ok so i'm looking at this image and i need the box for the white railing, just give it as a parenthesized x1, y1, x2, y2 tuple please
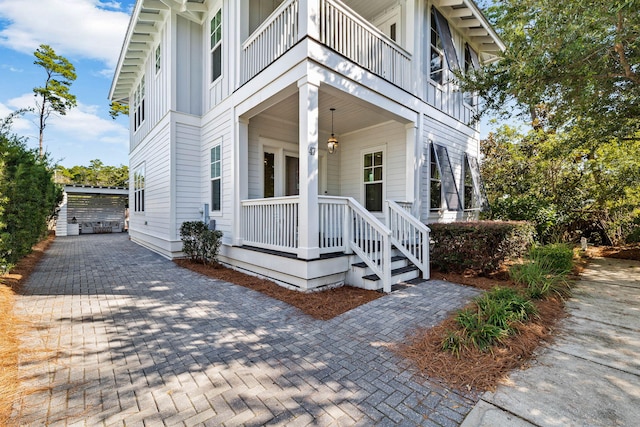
(387, 200, 430, 280)
(241, 0, 299, 84)
(320, 0, 412, 91)
(319, 196, 392, 292)
(241, 196, 299, 253)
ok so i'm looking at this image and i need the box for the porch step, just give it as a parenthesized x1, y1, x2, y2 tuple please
(362, 264, 420, 282)
(351, 255, 406, 269)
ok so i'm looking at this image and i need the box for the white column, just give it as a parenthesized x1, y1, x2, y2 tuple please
(405, 121, 419, 216)
(233, 116, 249, 246)
(297, 77, 320, 260)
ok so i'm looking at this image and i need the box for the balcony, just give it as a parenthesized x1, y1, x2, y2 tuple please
(241, 0, 412, 91)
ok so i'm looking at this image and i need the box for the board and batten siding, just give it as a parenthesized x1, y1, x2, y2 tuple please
(131, 21, 171, 152)
(176, 15, 203, 116)
(129, 119, 172, 247)
(339, 121, 407, 209)
(421, 114, 479, 222)
(201, 108, 233, 241)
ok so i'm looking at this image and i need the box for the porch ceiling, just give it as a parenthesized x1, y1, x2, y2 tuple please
(257, 90, 408, 136)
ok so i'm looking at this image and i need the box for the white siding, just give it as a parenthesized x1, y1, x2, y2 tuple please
(175, 121, 202, 232)
(176, 15, 203, 115)
(421, 114, 478, 222)
(201, 108, 233, 239)
(129, 118, 172, 245)
(339, 121, 407, 207)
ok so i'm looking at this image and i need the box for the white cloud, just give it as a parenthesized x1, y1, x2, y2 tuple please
(0, 0, 132, 68)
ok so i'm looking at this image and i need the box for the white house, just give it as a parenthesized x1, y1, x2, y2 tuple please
(110, 0, 502, 292)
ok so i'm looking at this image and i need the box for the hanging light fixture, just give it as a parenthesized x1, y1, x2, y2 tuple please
(327, 108, 338, 154)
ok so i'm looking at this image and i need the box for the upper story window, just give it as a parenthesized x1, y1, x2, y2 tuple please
(430, 7, 461, 85)
(210, 8, 222, 83)
(155, 44, 161, 74)
(133, 75, 145, 132)
(363, 150, 384, 212)
(134, 163, 145, 213)
(464, 43, 480, 106)
(210, 144, 221, 211)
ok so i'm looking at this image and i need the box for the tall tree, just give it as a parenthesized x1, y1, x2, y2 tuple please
(33, 44, 77, 158)
(461, 0, 640, 139)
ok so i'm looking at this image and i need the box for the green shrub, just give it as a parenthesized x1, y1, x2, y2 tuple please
(509, 257, 570, 299)
(430, 221, 535, 274)
(443, 286, 537, 355)
(0, 124, 62, 273)
(179, 221, 223, 266)
(529, 243, 574, 275)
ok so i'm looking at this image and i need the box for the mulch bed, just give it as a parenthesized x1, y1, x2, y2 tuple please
(173, 259, 382, 320)
(587, 244, 640, 261)
(2, 233, 55, 294)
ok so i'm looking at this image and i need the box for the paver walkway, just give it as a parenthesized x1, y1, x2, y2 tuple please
(462, 256, 640, 426)
(14, 233, 480, 426)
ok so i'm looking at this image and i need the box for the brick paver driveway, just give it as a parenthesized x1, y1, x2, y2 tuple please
(14, 233, 480, 426)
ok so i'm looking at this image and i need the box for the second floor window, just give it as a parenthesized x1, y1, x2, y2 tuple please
(430, 7, 461, 85)
(464, 43, 480, 106)
(430, 11, 444, 84)
(133, 76, 145, 132)
(210, 9, 222, 82)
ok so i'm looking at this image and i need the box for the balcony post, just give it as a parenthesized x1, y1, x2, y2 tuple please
(297, 76, 320, 260)
(299, 0, 320, 41)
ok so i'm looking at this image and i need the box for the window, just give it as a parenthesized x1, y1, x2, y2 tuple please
(463, 158, 475, 210)
(133, 76, 145, 132)
(430, 11, 444, 84)
(155, 44, 161, 74)
(210, 8, 222, 82)
(210, 145, 221, 211)
(431, 143, 462, 211)
(134, 164, 145, 212)
(363, 151, 383, 212)
(430, 7, 460, 84)
(464, 43, 480, 106)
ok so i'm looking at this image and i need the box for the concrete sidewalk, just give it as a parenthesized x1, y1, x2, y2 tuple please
(462, 256, 640, 427)
(14, 233, 480, 426)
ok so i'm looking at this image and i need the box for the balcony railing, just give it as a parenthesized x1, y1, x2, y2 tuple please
(241, 0, 300, 84)
(240, 0, 412, 92)
(320, 0, 412, 91)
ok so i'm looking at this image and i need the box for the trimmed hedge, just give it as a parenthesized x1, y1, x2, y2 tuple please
(430, 221, 535, 274)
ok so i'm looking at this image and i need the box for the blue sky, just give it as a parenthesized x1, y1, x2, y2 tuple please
(0, 0, 137, 168)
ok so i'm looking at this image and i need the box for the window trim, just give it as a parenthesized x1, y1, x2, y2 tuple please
(133, 163, 145, 213)
(362, 147, 386, 213)
(210, 8, 222, 83)
(210, 143, 222, 212)
(133, 75, 145, 132)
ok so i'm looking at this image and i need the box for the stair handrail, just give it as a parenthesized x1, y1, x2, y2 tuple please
(387, 200, 430, 280)
(343, 197, 392, 293)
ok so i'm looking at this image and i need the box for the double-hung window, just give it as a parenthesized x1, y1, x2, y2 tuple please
(134, 164, 145, 213)
(133, 76, 145, 132)
(464, 153, 489, 211)
(363, 151, 384, 212)
(430, 145, 442, 211)
(430, 7, 460, 85)
(210, 9, 222, 83)
(463, 43, 480, 106)
(210, 144, 221, 211)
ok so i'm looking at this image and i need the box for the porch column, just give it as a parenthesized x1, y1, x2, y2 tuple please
(297, 77, 320, 260)
(233, 116, 249, 246)
(405, 122, 419, 216)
